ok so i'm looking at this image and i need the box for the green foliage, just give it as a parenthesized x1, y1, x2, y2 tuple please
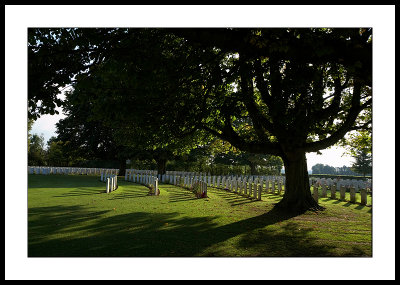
(56, 31, 213, 169)
(29, 28, 372, 156)
(213, 151, 283, 175)
(27, 118, 35, 153)
(311, 163, 366, 177)
(338, 130, 372, 177)
(28, 133, 46, 166)
(199, 138, 283, 175)
(351, 150, 372, 177)
(312, 163, 337, 175)
(46, 139, 66, 166)
(341, 130, 372, 157)
(28, 28, 130, 120)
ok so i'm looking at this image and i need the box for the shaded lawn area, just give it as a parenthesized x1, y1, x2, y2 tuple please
(28, 175, 372, 257)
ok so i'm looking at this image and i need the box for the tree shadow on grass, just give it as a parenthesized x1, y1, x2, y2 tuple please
(50, 181, 151, 199)
(209, 187, 259, 207)
(108, 183, 150, 200)
(210, 188, 285, 208)
(27, 204, 365, 257)
(320, 198, 372, 213)
(52, 187, 105, 197)
(262, 193, 283, 202)
(109, 190, 149, 200)
(160, 184, 198, 203)
(28, 174, 106, 189)
(28, 205, 110, 251)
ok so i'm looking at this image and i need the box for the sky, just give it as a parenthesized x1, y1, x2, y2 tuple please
(31, 109, 65, 144)
(5, 5, 395, 281)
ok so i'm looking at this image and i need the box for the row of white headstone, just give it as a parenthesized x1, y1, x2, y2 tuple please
(311, 182, 369, 205)
(133, 169, 371, 190)
(126, 169, 157, 176)
(100, 170, 119, 181)
(174, 176, 208, 198)
(99, 172, 118, 193)
(123, 171, 159, 195)
(157, 172, 372, 204)
(29, 167, 370, 192)
(162, 173, 282, 198)
(106, 176, 118, 193)
(127, 169, 371, 205)
(311, 177, 372, 191)
(165, 170, 371, 191)
(28, 166, 119, 176)
(164, 171, 285, 185)
(166, 174, 264, 200)
(146, 176, 159, 195)
(178, 175, 261, 199)
(127, 170, 290, 200)
(170, 174, 369, 204)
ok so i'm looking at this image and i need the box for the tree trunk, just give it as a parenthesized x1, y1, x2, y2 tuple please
(156, 158, 167, 175)
(249, 162, 257, 176)
(118, 159, 126, 177)
(275, 150, 324, 214)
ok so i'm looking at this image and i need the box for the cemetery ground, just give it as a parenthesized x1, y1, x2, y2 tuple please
(28, 175, 372, 257)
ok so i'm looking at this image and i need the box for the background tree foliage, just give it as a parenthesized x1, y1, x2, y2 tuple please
(311, 163, 363, 176)
(28, 133, 46, 166)
(350, 148, 372, 177)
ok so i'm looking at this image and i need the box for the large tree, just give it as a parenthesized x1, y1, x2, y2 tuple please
(55, 86, 137, 174)
(166, 28, 372, 213)
(60, 30, 213, 175)
(28, 28, 372, 214)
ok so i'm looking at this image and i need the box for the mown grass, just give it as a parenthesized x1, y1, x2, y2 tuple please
(28, 175, 372, 257)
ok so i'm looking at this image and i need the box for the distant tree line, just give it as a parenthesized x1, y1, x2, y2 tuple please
(311, 163, 371, 177)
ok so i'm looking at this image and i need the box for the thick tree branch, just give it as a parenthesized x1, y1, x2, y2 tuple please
(309, 65, 345, 123)
(254, 58, 271, 104)
(238, 56, 272, 142)
(302, 79, 364, 152)
(200, 124, 281, 156)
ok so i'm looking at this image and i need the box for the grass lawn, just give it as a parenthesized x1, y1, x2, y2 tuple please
(28, 175, 372, 257)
